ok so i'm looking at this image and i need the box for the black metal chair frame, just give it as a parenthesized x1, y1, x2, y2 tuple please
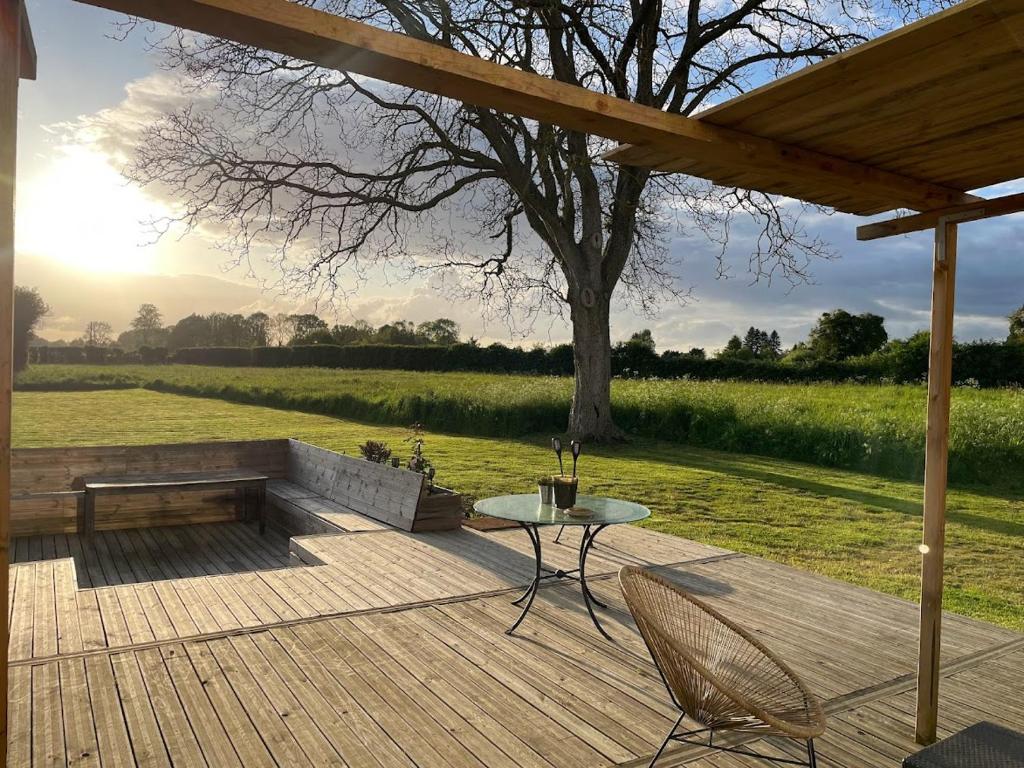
(648, 713, 818, 767)
(641, 623, 819, 768)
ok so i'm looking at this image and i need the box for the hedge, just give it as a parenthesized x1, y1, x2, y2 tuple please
(159, 342, 1024, 385)
(27, 339, 1024, 387)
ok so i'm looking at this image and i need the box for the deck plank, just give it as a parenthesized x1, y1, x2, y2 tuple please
(135, 647, 208, 766)
(108, 651, 172, 768)
(83, 655, 136, 768)
(200, 637, 314, 767)
(160, 643, 243, 768)
(58, 658, 100, 768)
(225, 633, 342, 764)
(182, 643, 277, 768)
(31, 662, 65, 768)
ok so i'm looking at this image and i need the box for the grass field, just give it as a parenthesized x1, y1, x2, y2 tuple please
(17, 363, 1024, 489)
(12, 388, 1024, 631)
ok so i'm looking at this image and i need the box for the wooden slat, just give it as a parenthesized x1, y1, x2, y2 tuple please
(286, 439, 427, 531)
(58, 658, 101, 768)
(11, 440, 287, 537)
(10, 492, 81, 536)
(108, 651, 172, 767)
(83, 655, 136, 768)
(12, 439, 287, 495)
(197, 636, 309, 766)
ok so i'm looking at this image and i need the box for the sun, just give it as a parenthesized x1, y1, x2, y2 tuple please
(16, 145, 168, 274)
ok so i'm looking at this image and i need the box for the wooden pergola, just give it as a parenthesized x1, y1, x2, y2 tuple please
(1, 0, 1022, 761)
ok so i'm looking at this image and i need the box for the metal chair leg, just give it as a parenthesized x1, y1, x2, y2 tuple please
(649, 711, 686, 767)
(554, 524, 566, 543)
(807, 739, 817, 768)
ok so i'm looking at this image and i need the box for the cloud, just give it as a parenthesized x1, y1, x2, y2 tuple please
(652, 205, 1024, 351)
(52, 71, 211, 163)
(16, 253, 263, 339)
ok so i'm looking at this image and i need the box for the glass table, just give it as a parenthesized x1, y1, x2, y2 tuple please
(474, 494, 650, 640)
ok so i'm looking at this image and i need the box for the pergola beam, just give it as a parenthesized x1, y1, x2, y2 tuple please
(857, 192, 1024, 240)
(74, 0, 974, 214)
(18, 2, 34, 80)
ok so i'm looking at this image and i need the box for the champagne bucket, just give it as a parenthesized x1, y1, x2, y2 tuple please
(538, 483, 554, 505)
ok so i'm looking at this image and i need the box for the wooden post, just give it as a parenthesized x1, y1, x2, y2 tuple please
(915, 217, 958, 745)
(0, 1, 21, 763)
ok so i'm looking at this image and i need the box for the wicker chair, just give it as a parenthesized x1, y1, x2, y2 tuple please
(619, 566, 827, 767)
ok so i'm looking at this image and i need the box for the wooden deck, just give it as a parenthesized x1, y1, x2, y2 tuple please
(8, 520, 1023, 767)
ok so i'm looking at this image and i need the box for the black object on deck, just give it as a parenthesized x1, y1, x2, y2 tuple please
(904, 722, 1024, 768)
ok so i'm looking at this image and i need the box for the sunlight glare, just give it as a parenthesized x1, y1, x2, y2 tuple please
(16, 146, 169, 273)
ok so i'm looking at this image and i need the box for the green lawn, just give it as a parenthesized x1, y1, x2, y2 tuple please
(13, 388, 1024, 631)
(17, 364, 1024, 488)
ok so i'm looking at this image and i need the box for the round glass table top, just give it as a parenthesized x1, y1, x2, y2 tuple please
(474, 494, 650, 526)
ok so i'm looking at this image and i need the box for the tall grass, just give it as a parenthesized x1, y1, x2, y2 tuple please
(17, 364, 1024, 488)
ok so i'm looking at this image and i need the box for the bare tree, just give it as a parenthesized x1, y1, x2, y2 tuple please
(269, 313, 296, 347)
(126, 0, 946, 439)
(82, 321, 114, 347)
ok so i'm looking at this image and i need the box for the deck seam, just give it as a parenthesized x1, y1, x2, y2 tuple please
(823, 634, 1024, 714)
(10, 551, 746, 667)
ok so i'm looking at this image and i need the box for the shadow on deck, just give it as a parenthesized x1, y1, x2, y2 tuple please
(11, 522, 293, 587)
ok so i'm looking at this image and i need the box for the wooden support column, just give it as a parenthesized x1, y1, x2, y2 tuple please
(0, 1, 22, 763)
(915, 217, 958, 745)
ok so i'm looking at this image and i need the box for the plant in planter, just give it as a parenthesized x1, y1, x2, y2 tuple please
(405, 422, 435, 488)
(358, 440, 392, 464)
(403, 422, 464, 531)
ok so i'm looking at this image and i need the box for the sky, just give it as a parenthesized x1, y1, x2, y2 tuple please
(13, 0, 1024, 350)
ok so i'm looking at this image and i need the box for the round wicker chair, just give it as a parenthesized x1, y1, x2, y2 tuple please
(619, 566, 826, 767)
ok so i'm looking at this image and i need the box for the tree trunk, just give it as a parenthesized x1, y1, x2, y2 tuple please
(568, 292, 623, 441)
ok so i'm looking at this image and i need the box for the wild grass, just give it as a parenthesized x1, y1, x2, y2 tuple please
(12, 388, 1024, 631)
(16, 363, 1024, 489)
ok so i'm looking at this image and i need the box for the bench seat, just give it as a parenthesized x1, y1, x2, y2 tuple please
(266, 479, 321, 502)
(266, 480, 392, 534)
(80, 469, 268, 535)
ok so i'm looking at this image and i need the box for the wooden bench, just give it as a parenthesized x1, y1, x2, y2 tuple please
(265, 440, 462, 534)
(80, 469, 269, 536)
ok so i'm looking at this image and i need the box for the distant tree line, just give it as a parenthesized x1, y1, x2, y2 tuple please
(21, 292, 1024, 387)
(30, 304, 465, 352)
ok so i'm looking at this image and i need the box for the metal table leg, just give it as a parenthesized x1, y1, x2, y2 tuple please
(507, 521, 613, 639)
(579, 523, 612, 640)
(507, 522, 542, 634)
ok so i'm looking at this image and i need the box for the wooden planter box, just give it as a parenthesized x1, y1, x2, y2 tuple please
(412, 485, 464, 532)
